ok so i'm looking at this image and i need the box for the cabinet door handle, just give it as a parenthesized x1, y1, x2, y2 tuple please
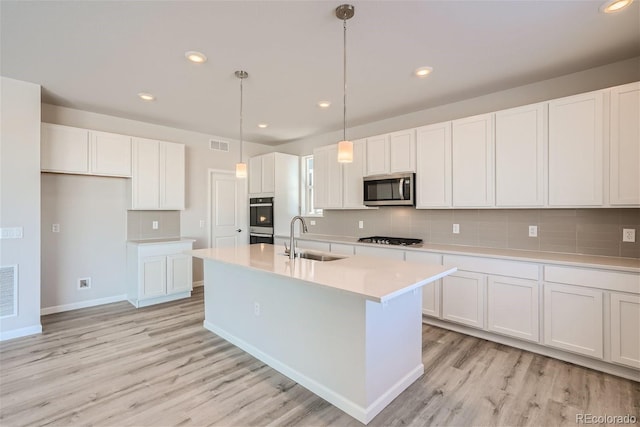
(236, 229, 242, 232)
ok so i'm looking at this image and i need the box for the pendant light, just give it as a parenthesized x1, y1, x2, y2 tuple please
(235, 70, 248, 178)
(336, 4, 355, 163)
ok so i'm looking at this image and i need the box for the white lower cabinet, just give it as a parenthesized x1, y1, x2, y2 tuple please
(610, 293, 640, 369)
(127, 240, 194, 308)
(442, 271, 485, 329)
(487, 276, 539, 342)
(543, 283, 603, 359)
(405, 251, 442, 317)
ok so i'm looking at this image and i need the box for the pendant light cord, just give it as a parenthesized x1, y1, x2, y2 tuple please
(342, 17, 347, 143)
(239, 76, 243, 163)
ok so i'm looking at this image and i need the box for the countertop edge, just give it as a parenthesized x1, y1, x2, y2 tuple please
(275, 234, 640, 273)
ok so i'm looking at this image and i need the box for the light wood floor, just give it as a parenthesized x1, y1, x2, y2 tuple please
(1, 287, 638, 427)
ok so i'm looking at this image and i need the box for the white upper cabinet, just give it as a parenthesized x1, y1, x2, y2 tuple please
(365, 134, 390, 176)
(314, 140, 369, 210)
(389, 129, 416, 173)
(609, 82, 640, 206)
(249, 153, 276, 195)
(131, 137, 185, 210)
(415, 122, 452, 208)
(90, 130, 132, 177)
(365, 131, 416, 176)
(452, 113, 494, 207)
(41, 123, 89, 174)
(313, 144, 342, 209)
(495, 103, 546, 207)
(41, 123, 131, 177)
(342, 139, 368, 209)
(548, 90, 605, 206)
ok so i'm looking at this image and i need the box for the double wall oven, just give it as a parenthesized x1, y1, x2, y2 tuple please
(249, 197, 274, 244)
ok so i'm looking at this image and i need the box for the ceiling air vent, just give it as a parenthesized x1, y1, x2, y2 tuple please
(0, 265, 18, 318)
(209, 139, 230, 152)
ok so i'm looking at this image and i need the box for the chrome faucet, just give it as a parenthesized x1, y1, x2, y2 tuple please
(289, 216, 308, 260)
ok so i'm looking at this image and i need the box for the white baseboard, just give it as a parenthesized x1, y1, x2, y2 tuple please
(41, 294, 128, 315)
(192, 280, 204, 288)
(0, 324, 42, 341)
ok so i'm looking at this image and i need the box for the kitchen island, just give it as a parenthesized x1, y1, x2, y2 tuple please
(190, 243, 456, 424)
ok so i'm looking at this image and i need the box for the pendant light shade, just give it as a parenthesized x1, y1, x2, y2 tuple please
(235, 162, 247, 178)
(337, 140, 353, 163)
(235, 70, 248, 178)
(336, 4, 354, 163)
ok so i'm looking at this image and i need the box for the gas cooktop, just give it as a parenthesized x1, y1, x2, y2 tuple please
(357, 236, 423, 246)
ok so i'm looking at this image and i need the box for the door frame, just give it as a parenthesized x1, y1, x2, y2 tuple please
(207, 169, 248, 248)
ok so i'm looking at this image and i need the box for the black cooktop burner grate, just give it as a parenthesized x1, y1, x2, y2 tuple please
(357, 236, 423, 246)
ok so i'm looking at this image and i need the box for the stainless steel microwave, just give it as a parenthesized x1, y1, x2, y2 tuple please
(363, 173, 415, 206)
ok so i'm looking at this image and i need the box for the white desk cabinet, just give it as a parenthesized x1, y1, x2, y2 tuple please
(41, 123, 131, 177)
(131, 137, 185, 210)
(548, 90, 605, 206)
(127, 240, 194, 308)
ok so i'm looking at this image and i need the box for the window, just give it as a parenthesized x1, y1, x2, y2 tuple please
(301, 155, 323, 216)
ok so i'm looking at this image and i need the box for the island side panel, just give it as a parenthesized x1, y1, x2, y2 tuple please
(364, 289, 424, 422)
(203, 260, 369, 415)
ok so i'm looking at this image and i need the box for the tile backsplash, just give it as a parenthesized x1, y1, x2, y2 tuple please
(304, 208, 640, 259)
(127, 210, 181, 240)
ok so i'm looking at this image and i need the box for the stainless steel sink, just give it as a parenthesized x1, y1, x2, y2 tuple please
(282, 251, 344, 262)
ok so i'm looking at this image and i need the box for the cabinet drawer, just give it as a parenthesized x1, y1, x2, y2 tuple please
(444, 255, 538, 280)
(405, 251, 441, 265)
(544, 265, 639, 294)
(135, 242, 193, 258)
(355, 245, 404, 260)
(297, 240, 331, 252)
(330, 243, 355, 256)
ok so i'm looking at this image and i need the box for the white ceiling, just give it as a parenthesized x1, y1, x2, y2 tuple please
(2, 1, 639, 146)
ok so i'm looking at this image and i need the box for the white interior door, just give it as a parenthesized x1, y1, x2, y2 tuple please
(209, 170, 247, 248)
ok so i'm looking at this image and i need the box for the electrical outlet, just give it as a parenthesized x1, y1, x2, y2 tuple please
(528, 225, 538, 237)
(199, 220, 205, 228)
(78, 277, 91, 289)
(452, 224, 460, 234)
(310, 220, 316, 226)
(254, 302, 261, 316)
(622, 228, 636, 243)
(358, 220, 364, 229)
(152, 221, 159, 230)
(52, 224, 60, 233)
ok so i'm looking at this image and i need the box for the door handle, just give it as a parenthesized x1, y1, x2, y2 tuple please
(236, 229, 242, 232)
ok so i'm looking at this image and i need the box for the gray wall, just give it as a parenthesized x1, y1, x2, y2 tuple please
(40, 104, 271, 309)
(0, 77, 42, 339)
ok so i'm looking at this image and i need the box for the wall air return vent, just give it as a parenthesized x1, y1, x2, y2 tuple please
(0, 265, 18, 318)
(209, 139, 230, 152)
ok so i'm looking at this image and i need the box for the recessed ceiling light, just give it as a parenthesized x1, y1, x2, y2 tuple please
(185, 51, 207, 63)
(318, 101, 331, 108)
(138, 92, 155, 101)
(600, 0, 634, 13)
(257, 123, 268, 129)
(415, 66, 433, 78)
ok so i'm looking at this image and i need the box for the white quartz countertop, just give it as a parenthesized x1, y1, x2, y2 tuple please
(190, 244, 456, 303)
(277, 234, 640, 273)
(127, 238, 196, 245)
